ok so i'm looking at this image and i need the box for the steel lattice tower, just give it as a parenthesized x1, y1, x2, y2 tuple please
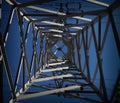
(0, 0, 120, 103)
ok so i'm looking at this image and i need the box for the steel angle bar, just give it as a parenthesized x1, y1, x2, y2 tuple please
(81, 73, 104, 101)
(88, 32, 93, 49)
(3, 6, 15, 46)
(101, 18, 110, 51)
(81, 31, 91, 82)
(81, 0, 120, 34)
(6, 0, 17, 5)
(91, 24, 108, 101)
(14, 21, 32, 91)
(51, 70, 59, 88)
(30, 52, 35, 72)
(82, 61, 86, 73)
(92, 63, 99, 83)
(85, 26, 88, 49)
(85, 0, 109, 7)
(110, 71, 120, 102)
(30, 32, 40, 72)
(63, 78, 86, 85)
(25, 22, 31, 42)
(24, 9, 107, 17)
(71, 37, 76, 64)
(32, 74, 74, 82)
(32, 24, 38, 78)
(17, 85, 80, 100)
(0, 56, 3, 103)
(14, 53, 23, 92)
(77, 34, 82, 51)
(34, 54, 36, 78)
(17, 9, 31, 81)
(78, 31, 92, 73)
(31, 84, 54, 90)
(26, 5, 66, 16)
(92, 18, 110, 83)
(47, 61, 66, 66)
(22, 56, 25, 91)
(12, 70, 41, 103)
(0, 34, 16, 99)
(41, 67, 69, 73)
(24, 13, 58, 16)
(75, 35, 82, 71)
(35, 51, 41, 71)
(98, 16, 101, 50)
(37, 23, 86, 30)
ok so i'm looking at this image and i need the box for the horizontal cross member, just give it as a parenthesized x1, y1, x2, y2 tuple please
(32, 74, 74, 82)
(17, 85, 80, 100)
(41, 66, 69, 73)
(47, 61, 66, 66)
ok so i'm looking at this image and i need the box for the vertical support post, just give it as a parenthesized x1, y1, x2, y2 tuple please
(70, 37, 75, 64)
(0, 52, 3, 103)
(98, 16, 101, 51)
(91, 24, 108, 102)
(75, 34, 82, 71)
(0, 1, 3, 98)
(46, 38, 48, 65)
(41, 35, 44, 69)
(17, 9, 31, 81)
(32, 24, 36, 78)
(14, 53, 23, 92)
(3, 7, 15, 46)
(86, 26, 88, 50)
(39, 33, 43, 70)
(0, 33, 16, 100)
(34, 55, 36, 78)
(44, 37, 46, 67)
(82, 31, 91, 82)
(35, 30, 41, 72)
(73, 36, 76, 65)
(22, 55, 25, 91)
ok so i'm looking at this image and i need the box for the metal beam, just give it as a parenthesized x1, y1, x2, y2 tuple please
(0, 50, 3, 103)
(17, 9, 31, 81)
(27, 5, 66, 16)
(3, 6, 15, 46)
(17, 85, 80, 100)
(14, 53, 23, 92)
(82, 31, 91, 82)
(32, 74, 74, 82)
(91, 24, 108, 102)
(98, 16, 101, 50)
(75, 35, 82, 71)
(24, 9, 108, 17)
(41, 67, 69, 73)
(85, 0, 109, 7)
(0, 33, 16, 100)
(47, 61, 66, 66)
(3, 0, 120, 103)
(36, 23, 86, 30)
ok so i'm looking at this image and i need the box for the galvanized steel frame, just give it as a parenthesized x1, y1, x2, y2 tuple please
(0, 0, 120, 103)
